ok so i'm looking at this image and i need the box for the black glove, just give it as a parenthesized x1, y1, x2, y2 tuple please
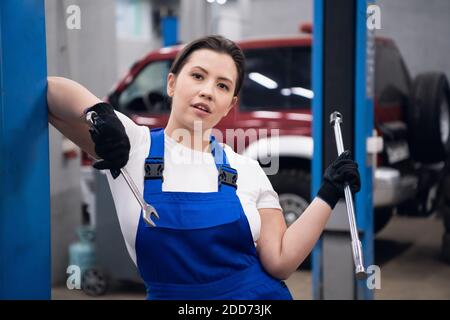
(317, 150, 361, 209)
(85, 102, 130, 179)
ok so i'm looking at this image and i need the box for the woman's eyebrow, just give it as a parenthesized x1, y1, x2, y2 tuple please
(192, 66, 233, 84)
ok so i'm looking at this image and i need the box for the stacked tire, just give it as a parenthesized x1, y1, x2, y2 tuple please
(408, 72, 450, 262)
(440, 176, 450, 263)
(407, 72, 450, 164)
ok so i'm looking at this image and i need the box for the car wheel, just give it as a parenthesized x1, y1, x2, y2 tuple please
(408, 72, 450, 163)
(269, 169, 311, 227)
(269, 169, 311, 268)
(442, 233, 450, 264)
(269, 169, 394, 234)
(442, 206, 450, 232)
(81, 268, 108, 297)
(436, 174, 450, 231)
(374, 207, 393, 233)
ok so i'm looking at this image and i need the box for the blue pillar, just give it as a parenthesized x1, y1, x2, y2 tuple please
(0, 0, 50, 299)
(162, 15, 178, 47)
(312, 0, 374, 300)
(311, 0, 325, 300)
(355, 0, 375, 300)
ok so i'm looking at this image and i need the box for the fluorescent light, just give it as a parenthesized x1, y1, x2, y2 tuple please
(291, 87, 314, 99)
(281, 88, 291, 96)
(253, 111, 282, 119)
(217, 0, 227, 4)
(159, 47, 173, 54)
(286, 113, 313, 121)
(249, 72, 278, 89)
(134, 116, 158, 126)
(206, 0, 215, 3)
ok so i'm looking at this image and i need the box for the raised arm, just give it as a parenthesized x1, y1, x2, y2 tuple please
(257, 200, 332, 279)
(47, 76, 102, 158)
(256, 151, 361, 279)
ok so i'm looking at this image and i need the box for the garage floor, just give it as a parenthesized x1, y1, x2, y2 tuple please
(52, 214, 450, 300)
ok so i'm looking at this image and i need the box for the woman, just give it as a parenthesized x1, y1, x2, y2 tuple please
(47, 35, 360, 300)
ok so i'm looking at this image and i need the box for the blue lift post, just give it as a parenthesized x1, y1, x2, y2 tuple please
(0, 0, 50, 299)
(312, 0, 375, 299)
(162, 15, 178, 47)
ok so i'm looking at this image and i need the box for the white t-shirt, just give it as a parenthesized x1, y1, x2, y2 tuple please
(105, 112, 282, 265)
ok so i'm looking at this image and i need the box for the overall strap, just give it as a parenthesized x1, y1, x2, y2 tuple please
(144, 128, 238, 194)
(210, 135, 238, 194)
(144, 128, 164, 193)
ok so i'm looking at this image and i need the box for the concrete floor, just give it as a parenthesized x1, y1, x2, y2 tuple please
(52, 214, 450, 300)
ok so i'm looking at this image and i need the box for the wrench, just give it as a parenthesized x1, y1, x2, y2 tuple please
(330, 111, 366, 280)
(86, 111, 159, 227)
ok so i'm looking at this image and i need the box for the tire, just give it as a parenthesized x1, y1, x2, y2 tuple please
(269, 169, 311, 268)
(374, 207, 393, 233)
(442, 233, 450, 264)
(438, 174, 450, 231)
(269, 169, 311, 227)
(270, 169, 393, 234)
(81, 268, 108, 297)
(408, 72, 450, 163)
(442, 206, 450, 232)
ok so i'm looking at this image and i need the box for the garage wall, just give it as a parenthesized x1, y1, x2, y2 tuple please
(214, 0, 450, 81)
(377, 0, 450, 81)
(179, 0, 211, 42)
(116, 0, 162, 80)
(214, 0, 312, 40)
(212, 0, 244, 41)
(46, 0, 118, 97)
(45, 0, 117, 285)
(240, 0, 313, 39)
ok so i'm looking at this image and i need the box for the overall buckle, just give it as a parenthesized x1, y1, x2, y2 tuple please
(144, 157, 164, 181)
(218, 165, 238, 189)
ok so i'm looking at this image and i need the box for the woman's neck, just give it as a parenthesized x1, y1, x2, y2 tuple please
(164, 121, 212, 153)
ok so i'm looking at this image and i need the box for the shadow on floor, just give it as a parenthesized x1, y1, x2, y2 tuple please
(374, 238, 413, 266)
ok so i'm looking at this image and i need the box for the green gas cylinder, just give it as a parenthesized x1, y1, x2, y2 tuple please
(69, 225, 96, 275)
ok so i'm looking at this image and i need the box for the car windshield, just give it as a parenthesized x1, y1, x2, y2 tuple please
(118, 59, 173, 114)
(240, 46, 312, 111)
(116, 45, 312, 114)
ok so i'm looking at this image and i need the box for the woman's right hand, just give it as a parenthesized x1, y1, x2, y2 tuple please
(85, 102, 131, 178)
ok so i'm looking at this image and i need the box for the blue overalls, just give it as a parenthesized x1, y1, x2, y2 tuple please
(135, 128, 293, 300)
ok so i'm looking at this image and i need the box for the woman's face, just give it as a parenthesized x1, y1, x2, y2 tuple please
(167, 49, 238, 132)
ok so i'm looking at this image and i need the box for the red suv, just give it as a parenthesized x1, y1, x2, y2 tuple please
(100, 32, 450, 260)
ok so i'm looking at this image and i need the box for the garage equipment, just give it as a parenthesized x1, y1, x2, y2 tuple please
(81, 170, 145, 296)
(85, 111, 159, 227)
(330, 111, 366, 280)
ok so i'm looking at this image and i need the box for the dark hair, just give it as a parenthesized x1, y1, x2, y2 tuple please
(169, 35, 245, 97)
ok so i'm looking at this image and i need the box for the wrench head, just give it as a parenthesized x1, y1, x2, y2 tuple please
(86, 111, 97, 125)
(143, 204, 159, 227)
(330, 111, 343, 126)
(355, 266, 367, 280)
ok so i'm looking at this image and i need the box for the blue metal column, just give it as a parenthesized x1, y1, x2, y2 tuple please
(311, 0, 325, 300)
(355, 0, 375, 300)
(0, 0, 50, 299)
(162, 15, 178, 47)
(312, 0, 374, 299)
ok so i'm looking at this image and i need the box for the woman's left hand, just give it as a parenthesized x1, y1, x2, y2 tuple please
(317, 150, 361, 209)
